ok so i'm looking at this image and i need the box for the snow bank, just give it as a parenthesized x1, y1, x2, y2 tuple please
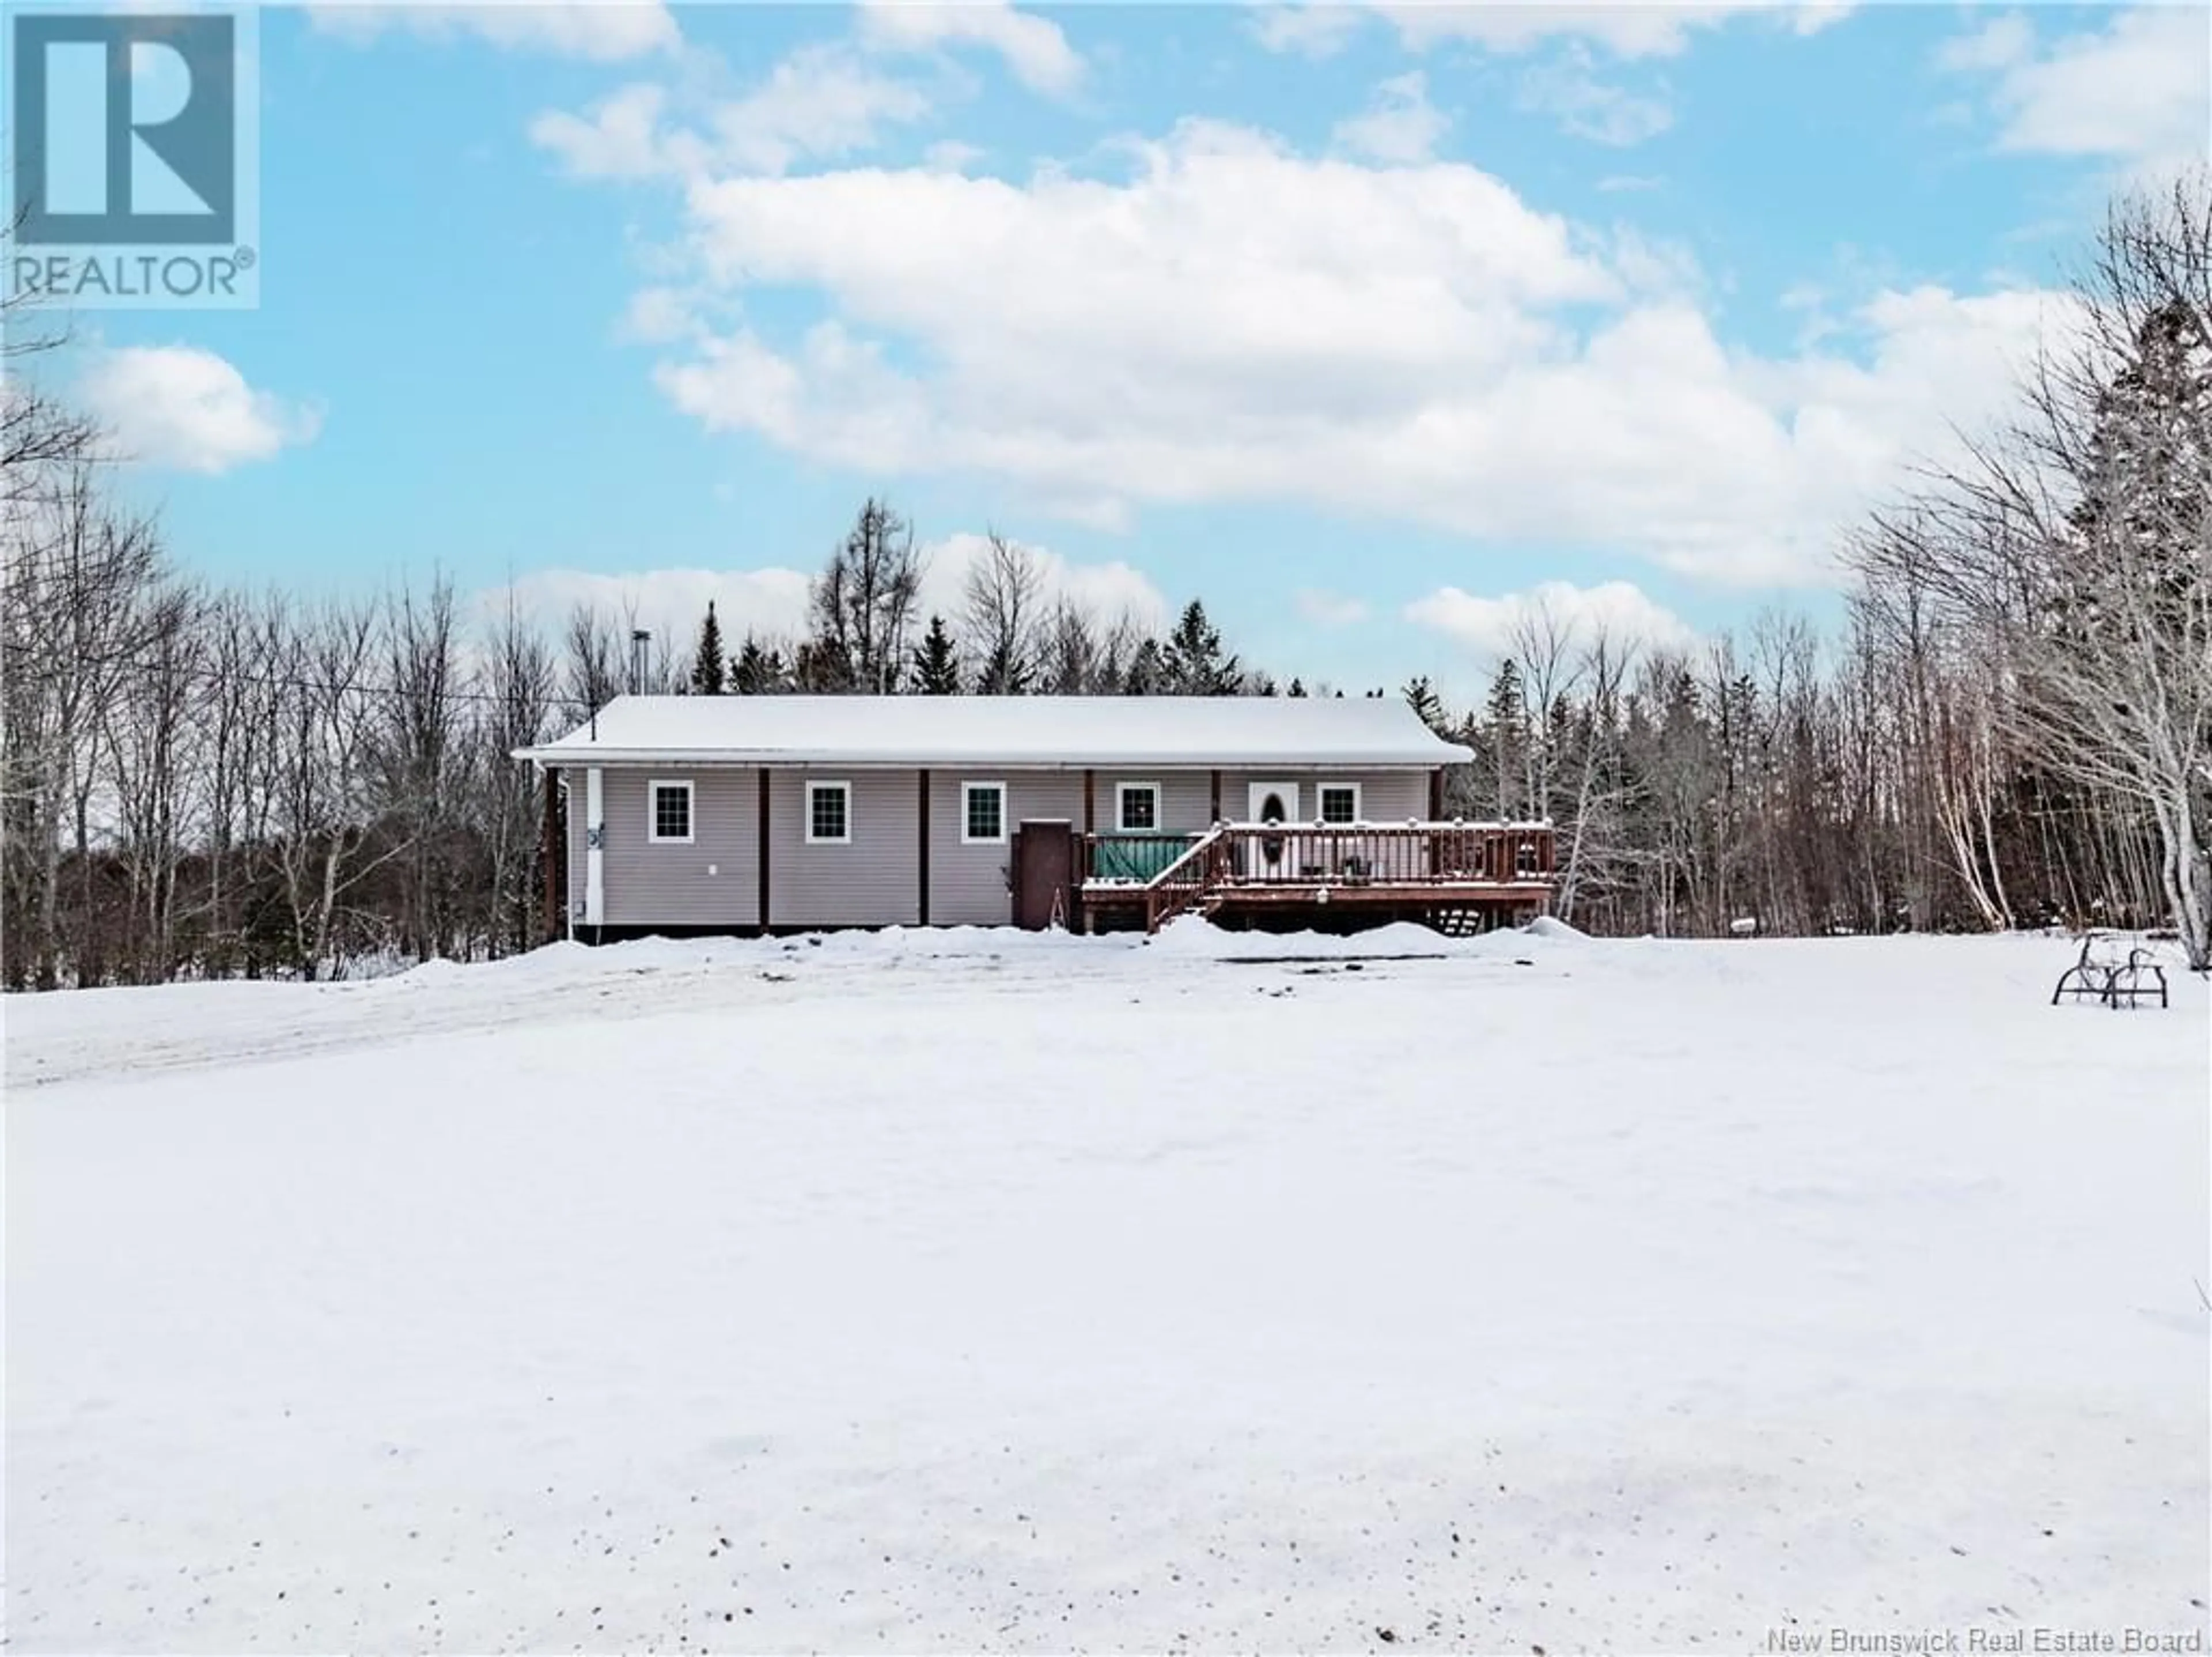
(1146, 914, 1552, 959)
(1524, 913, 1588, 941)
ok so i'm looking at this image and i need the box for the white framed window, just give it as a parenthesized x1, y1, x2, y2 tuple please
(805, 780, 852, 845)
(961, 781, 1007, 845)
(1317, 782, 1362, 826)
(648, 779, 695, 844)
(1116, 781, 1161, 833)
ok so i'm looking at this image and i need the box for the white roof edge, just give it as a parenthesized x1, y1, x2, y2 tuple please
(513, 746, 1474, 767)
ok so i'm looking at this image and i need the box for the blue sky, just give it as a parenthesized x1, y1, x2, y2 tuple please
(34, 0, 2211, 702)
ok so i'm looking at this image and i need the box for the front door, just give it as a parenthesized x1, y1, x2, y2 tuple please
(1012, 819, 1075, 929)
(1245, 781, 1298, 880)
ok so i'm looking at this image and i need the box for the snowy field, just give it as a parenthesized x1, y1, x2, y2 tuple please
(5, 925, 2207, 1653)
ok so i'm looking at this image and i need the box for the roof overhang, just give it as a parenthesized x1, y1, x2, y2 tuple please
(513, 747, 1474, 768)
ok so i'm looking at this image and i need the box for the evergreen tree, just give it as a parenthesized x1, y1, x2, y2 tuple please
(731, 634, 789, 695)
(911, 614, 963, 695)
(1160, 600, 1243, 694)
(1403, 675, 1448, 733)
(1122, 637, 1169, 695)
(690, 602, 728, 695)
(1287, 678, 1307, 698)
(1483, 657, 1528, 819)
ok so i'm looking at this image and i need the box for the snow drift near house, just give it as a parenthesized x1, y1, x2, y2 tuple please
(5, 930, 2206, 1652)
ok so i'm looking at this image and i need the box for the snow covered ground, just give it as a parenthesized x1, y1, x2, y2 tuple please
(6, 926, 2207, 1652)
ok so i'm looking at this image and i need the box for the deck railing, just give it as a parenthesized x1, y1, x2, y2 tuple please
(1213, 821, 1556, 886)
(1084, 832, 1203, 885)
(1079, 820, 1555, 930)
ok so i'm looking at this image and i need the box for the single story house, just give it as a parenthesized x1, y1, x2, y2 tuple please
(513, 695, 1554, 939)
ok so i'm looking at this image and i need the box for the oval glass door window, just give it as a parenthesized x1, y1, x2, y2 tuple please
(1259, 791, 1287, 864)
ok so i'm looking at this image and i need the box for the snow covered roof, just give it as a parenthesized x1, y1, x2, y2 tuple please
(516, 695, 1472, 768)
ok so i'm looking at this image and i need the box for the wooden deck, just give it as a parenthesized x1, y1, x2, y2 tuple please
(1079, 821, 1555, 934)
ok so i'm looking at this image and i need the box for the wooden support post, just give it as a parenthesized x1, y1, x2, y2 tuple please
(757, 770, 772, 933)
(917, 769, 931, 926)
(1210, 769, 1222, 823)
(1429, 767, 1445, 820)
(1083, 768, 1095, 836)
(541, 767, 560, 944)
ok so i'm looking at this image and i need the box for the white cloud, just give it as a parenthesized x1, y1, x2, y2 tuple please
(1517, 47, 1674, 146)
(531, 48, 932, 182)
(1406, 580, 1696, 659)
(1377, 1, 1851, 58)
(307, 0, 677, 61)
(1296, 589, 1370, 627)
(482, 535, 1167, 657)
(80, 346, 321, 475)
(855, 0, 1082, 97)
(1249, 0, 1854, 58)
(1934, 12, 2036, 75)
(530, 83, 695, 180)
(1938, 6, 2210, 173)
(923, 139, 986, 175)
(619, 285, 700, 345)
(1247, 2, 1369, 59)
(556, 117, 2062, 588)
(1333, 72, 1449, 165)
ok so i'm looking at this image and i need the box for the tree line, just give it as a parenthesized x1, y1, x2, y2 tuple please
(2, 171, 2201, 986)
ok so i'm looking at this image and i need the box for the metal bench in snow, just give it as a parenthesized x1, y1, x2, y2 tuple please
(2051, 933, 2170, 1010)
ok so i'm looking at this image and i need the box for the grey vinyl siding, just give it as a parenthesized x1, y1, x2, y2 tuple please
(1221, 769, 1427, 824)
(556, 761, 1440, 931)
(601, 769, 761, 927)
(770, 770, 919, 928)
(564, 768, 588, 926)
(1094, 771, 1214, 834)
(930, 770, 1084, 926)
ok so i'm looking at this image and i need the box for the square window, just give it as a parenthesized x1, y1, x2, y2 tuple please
(650, 781, 694, 843)
(1117, 783, 1160, 833)
(1319, 784, 1360, 825)
(806, 781, 851, 845)
(963, 782, 1006, 844)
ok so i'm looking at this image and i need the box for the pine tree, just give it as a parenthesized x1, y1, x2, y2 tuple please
(732, 634, 789, 695)
(911, 614, 963, 695)
(1161, 600, 1243, 695)
(690, 602, 728, 695)
(1122, 637, 1168, 695)
(1484, 657, 1528, 819)
(1287, 678, 1307, 698)
(1403, 675, 1447, 733)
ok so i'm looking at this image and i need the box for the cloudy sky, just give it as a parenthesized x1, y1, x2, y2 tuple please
(54, 0, 2210, 699)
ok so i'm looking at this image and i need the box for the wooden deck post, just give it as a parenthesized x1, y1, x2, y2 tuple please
(540, 766, 560, 944)
(1083, 768, 1095, 836)
(1210, 769, 1221, 823)
(1429, 767, 1445, 820)
(917, 768, 931, 926)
